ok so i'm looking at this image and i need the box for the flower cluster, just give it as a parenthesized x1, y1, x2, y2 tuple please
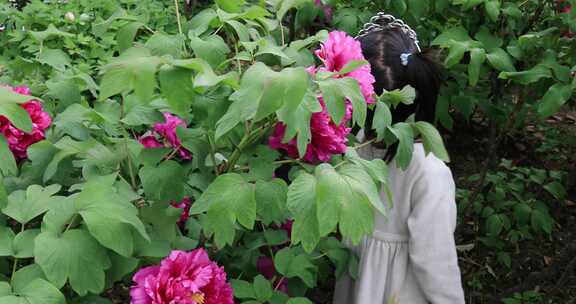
(269, 31, 375, 163)
(140, 112, 192, 160)
(0, 86, 52, 159)
(131, 249, 234, 304)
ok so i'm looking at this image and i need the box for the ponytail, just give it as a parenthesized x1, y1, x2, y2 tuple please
(405, 48, 443, 124)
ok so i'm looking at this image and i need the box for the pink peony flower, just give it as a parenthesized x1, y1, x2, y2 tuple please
(139, 112, 192, 160)
(131, 249, 233, 304)
(171, 197, 192, 225)
(269, 98, 352, 163)
(315, 31, 376, 104)
(0, 85, 52, 159)
(280, 220, 293, 239)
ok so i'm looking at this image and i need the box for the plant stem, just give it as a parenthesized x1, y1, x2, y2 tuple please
(207, 133, 220, 176)
(353, 138, 377, 150)
(174, 0, 183, 35)
(11, 224, 25, 278)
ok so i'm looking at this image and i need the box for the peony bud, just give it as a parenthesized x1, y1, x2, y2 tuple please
(65, 12, 76, 22)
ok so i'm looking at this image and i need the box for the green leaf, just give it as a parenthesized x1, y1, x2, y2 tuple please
(230, 279, 255, 299)
(75, 174, 149, 256)
(216, 63, 309, 139)
(413, 121, 450, 162)
(468, 48, 486, 86)
(189, 173, 256, 248)
(431, 26, 472, 47)
(139, 160, 186, 203)
(2, 185, 62, 225)
(276, 91, 320, 157)
(0, 226, 15, 256)
(190, 35, 230, 68)
(318, 77, 366, 126)
(12, 264, 46, 293)
(408, 0, 430, 18)
(12, 229, 40, 258)
(188, 9, 217, 36)
(388, 123, 415, 170)
(99, 48, 163, 102)
(34, 229, 110, 295)
(29, 23, 74, 42)
(543, 181, 566, 200)
(277, 0, 311, 21)
(37, 49, 71, 71)
(531, 210, 553, 234)
(445, 40, 468, 68)
(216, 0, 245, 13)
(253, 275, 273, 302)
(379, 85, 416, 108)
(287, 172, 320, 252)
(274, 248, 316, 287)
(158, 66, 196, 115)
(0, 279, 65, 304)
(486, 48, 516, 72)
(0, 135, 18, 176)
(117, 22, 144, 53)
(256, 179, 289, 225)
(372, 101, 392, 141)
(499, 65, 551, 85)
(537, 84, 573, 118)
(486, 214, 504, 236)
(0, 103, 33, 133)
(484, 0, 501, 22)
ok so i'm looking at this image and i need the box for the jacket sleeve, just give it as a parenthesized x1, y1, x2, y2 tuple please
(407, 157, 465, 304)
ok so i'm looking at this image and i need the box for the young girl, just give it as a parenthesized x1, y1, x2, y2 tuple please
(333, 14, 465, 304)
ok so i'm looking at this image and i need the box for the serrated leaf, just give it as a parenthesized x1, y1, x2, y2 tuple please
(12, 229, 40, 258)
(318, 77, 366, 126)
(139, 160, 186, 203)
(256, 179, 289, 225)
(388, 122, 415, 170)
(2, 185, 62, 225)
(253, 275, 273, 301)
(287, 172, 320, 252)
(379, 85, 416, 108)
(75, 174, 149, 256)
(274, 248, 316, 287)
(413, 121, 450, 162)
(34, 229, 110, 295)
(189, 173, 256, 248)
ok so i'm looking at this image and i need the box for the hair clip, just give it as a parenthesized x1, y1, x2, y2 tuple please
(356, 13, 421, 52)
(400, 53, 412, 66)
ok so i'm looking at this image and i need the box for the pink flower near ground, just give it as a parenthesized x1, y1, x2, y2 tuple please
(315, 31, 376, 104)
(269, 98, 352, 163)
(131, 249, 233, 304)
(0, 85, 52, 159)
(139, 112, 192, 160)
(171, 197, 192, 225)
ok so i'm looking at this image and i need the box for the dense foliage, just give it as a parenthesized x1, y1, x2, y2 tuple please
(0, 0, 574, 303)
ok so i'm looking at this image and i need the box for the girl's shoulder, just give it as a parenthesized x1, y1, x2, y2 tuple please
(407, 143, 453, 180)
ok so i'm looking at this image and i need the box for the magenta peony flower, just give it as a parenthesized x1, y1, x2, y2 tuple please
(139, 112, 192, 160)
(0, 85, 52, 159)
(315, 31, 376, 104)
(131, 249, 233, 304)
(171, 197, 192, 225)
(269, 98, 352, 163)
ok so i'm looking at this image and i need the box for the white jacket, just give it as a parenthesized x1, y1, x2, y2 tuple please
(333, 143, 465, 304)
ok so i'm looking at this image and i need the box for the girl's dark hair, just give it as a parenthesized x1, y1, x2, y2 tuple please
(358, 27, 443, 160)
